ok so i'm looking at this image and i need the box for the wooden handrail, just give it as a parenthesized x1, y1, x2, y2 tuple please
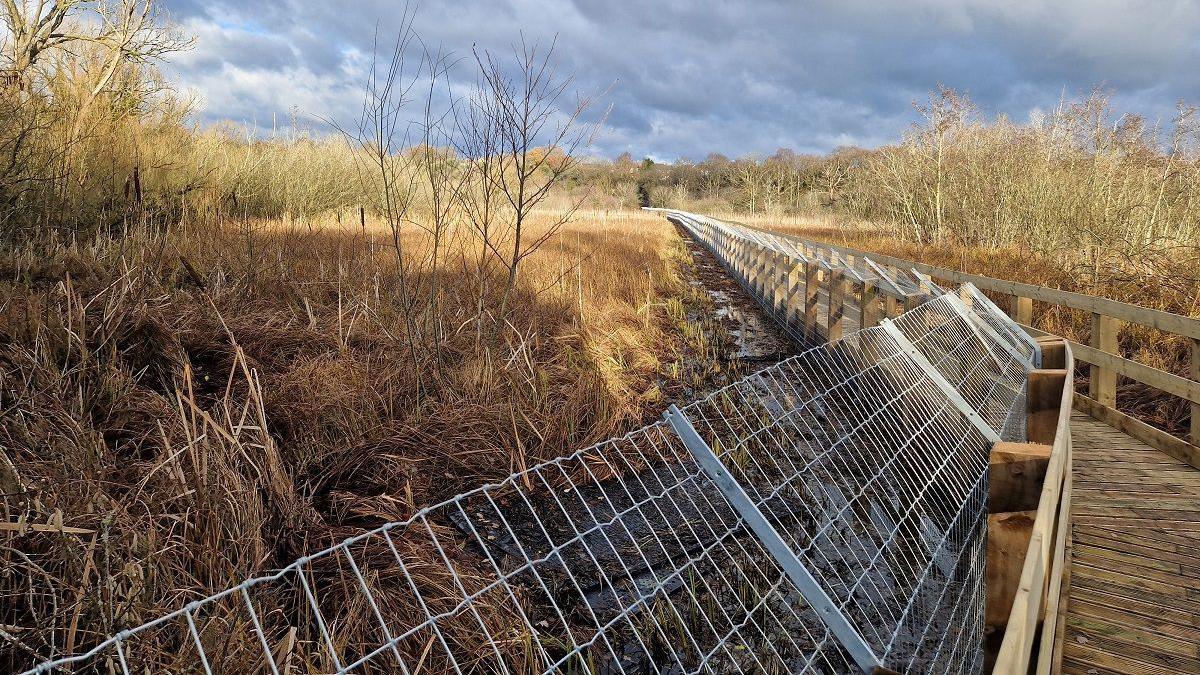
(1019, 323, 1200, 405)
(994, 341, 1075, 673)
(753, 227, 1200, 340)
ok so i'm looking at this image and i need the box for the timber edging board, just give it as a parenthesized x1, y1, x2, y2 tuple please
(994, 337, 1074, 674)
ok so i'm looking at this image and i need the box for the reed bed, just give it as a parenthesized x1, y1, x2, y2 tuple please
(0, 209, 730, 672)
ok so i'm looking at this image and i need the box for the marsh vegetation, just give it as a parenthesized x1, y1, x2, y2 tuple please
(2, 1, 1197, 671)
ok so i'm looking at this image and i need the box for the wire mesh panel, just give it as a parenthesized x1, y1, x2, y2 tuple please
(886, 294, 1030, 440)
(677, 322, 992, 673)
(959, 284, 1042, 367)
(25, 422, 864, 675)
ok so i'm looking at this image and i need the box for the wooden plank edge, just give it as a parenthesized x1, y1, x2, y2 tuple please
(996, 342, 1075, 673)
(1044, 439, 1073, 675)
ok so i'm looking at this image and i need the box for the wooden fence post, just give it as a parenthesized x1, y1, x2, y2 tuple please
(851, 277, 866, 333)
(786, 264, 803, 328)
(1089, 313, 1121, 408)
(771, 252, 787, 315)
(804, 263, 820, 342)
(885, 294, 902, 318)
(828, 269, 846, 342)
(755, 249, 768, 294)
(1011, 295, 1033, 327)
(862, 283, 882, 329)
(1191, 338, 1199, 445)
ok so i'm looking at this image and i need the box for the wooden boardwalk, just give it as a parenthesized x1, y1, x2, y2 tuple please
(1060, 411, 1200, 674)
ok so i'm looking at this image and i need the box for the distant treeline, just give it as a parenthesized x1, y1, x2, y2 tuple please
(577, 87, 1200, 303)
(4, 0, 1198, 292)
(567, 148, 865, 214)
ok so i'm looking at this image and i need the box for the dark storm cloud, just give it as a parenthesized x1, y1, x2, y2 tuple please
(160, 0, 1200, 160)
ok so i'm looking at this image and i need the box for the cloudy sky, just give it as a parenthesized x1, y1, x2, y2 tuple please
(160, 0, 1200, 161)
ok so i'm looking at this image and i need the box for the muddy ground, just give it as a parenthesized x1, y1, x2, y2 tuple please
(677, 225, 795, 365)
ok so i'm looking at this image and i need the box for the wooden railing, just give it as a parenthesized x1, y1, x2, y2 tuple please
(750, 227, 1200, 468)
(993, 337, 1074, 673)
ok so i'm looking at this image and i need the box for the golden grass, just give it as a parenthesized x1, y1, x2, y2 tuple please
(0, 207, 728, 672)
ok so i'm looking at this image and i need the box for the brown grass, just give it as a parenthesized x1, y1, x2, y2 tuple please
(0, 208, 726, 671)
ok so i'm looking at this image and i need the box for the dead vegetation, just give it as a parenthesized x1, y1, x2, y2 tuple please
(0, 3, 733, 669)
(0, 208, 735, 671)
(2, 1, 1197, 670)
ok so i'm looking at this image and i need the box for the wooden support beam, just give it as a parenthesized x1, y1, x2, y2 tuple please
(804, 263, 819, 342)
(775, 253, 791, 316)
(987, 510, 1038, 630)
(862, 282, 882, 329)
(752, 249, 766, 293)
(1011, 295, 1033, 327)
(828, 269, 846, 342)
(760, 251, 772, 296)
(990, 442, 1052, 513)
(768, 251, 780, 302)
(885, 294, 902, 318)
(785, 264, 803, 328)
(1088, 313, 1121, 408)
(1027, 369, 1068, 445)
(1035, 336, 1066, 370)
(1191, 337, 1199, 446)
(767, 252, 781, 313)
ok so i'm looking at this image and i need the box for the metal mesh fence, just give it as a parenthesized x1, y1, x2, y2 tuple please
(959, 283, 1042, 368)
(24, 213, 1036, 675)
(886, 294, 1028, 441)
(674, 324, 996, 673)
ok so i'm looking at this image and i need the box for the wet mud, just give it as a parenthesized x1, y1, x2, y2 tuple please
(678, 229, 794, 364)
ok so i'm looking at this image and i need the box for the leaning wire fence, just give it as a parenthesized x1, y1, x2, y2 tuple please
(24, 213, 1036, 675)
(675, 323, 998, 673)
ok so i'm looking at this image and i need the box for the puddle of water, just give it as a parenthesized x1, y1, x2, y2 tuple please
(686, 243, 794, 362)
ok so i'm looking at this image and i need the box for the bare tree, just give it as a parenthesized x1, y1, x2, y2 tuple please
(3, 1, 191, 94)
(913, 86, 974, 242)
(732, 157, 772, 211)
(1, 1, 190, 234)
(329, 14, 429, 393)
(412, 43, 468, 362)
(470, 36, 600, 323)
(454, 77, 506, 339)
